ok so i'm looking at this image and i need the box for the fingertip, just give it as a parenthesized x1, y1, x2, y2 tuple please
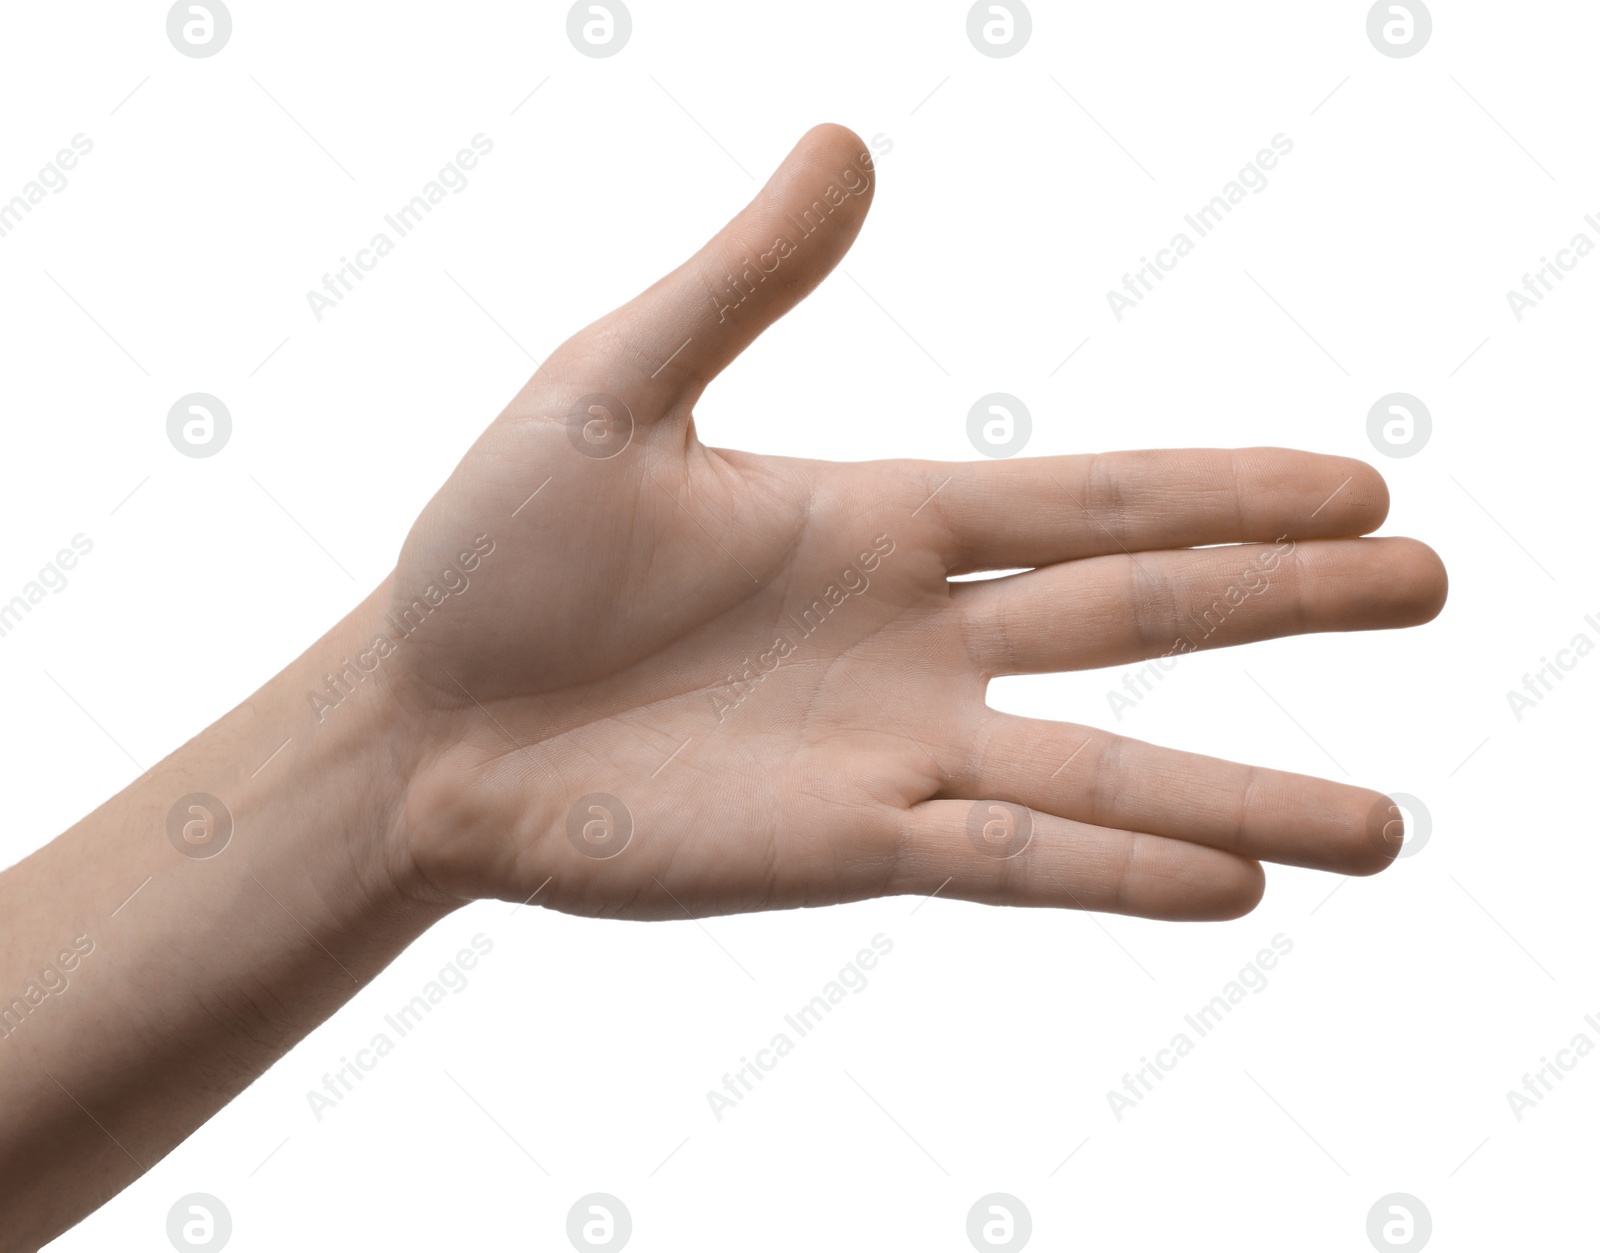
(1382, 536, 1449, 624)
(1295, 451, 1389, 534)
(604, 122, 881, 409)
(1357, 789, 1408, 874)
(1252, 447, 1391, 539)
(1208, 855, 1266, 920)
(800, 122, 870, 152)
(773, 123, 878, 228)
(1412, 540, 1448, 622)
(1142, 842, 1266, 921)
(1345, 457, 1391, 534)
(794, 122, 877, 191)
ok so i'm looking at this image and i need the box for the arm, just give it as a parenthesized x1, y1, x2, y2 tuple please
(0, 585, 443, 1245)
(0, 123, 1446, 1246)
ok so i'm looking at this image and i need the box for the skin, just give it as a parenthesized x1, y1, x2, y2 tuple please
(0, 124, 1446, 1245)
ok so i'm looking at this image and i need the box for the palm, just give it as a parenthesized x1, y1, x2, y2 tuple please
(393, 418, 961, 917)
(389, 125, 1446, 923)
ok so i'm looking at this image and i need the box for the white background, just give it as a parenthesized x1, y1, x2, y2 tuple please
(1, 1, 1594, 1249)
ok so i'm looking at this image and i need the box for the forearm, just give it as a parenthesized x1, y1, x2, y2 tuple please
(0, 582, 451, 1247)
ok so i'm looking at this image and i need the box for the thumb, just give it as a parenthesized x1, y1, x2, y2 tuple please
(593, 123, 878, 413)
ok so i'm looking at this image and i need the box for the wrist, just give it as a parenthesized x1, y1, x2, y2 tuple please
(304, 575, 557, 915)
(257, 578, 462, 932)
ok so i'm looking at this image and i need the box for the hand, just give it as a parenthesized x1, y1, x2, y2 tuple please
(382, 123, 1446, 922)
(0, 124, 1450, 1244)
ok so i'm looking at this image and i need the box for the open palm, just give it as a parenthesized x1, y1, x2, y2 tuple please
(387, 124, 1446, 922)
